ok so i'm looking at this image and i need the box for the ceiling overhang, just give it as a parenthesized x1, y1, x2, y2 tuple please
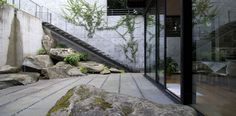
(127, 0, 145, 8)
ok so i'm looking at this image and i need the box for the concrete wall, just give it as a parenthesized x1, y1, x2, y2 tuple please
(0, 5, 43, 67)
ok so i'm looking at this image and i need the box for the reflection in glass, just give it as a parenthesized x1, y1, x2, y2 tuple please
(192, 0, 236, 115)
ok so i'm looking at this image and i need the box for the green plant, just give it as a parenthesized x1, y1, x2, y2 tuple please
(80, 66, 88, 74)
(64, 52, 88, 66)
(37, 48, 47, 55)
(79, 52, 88, 61)
(63, 0, 105, 38)
(56, 43, 67, 48)
(0, 0, 7, 5)
(193, 0, 217, 26)
(64, 53, 81, 66)
(166, 57, 178, 76)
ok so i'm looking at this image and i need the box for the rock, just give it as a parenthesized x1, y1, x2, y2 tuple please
(67, 67, 85, 76)
(22, 55, 54, 71)
(78, 61, 105, 73)
(0, 65, 19, 74)
(42, 35, 56, 53)
(42, 62, 74, 79)
(49, 48, 76, 61)
(100, 67, 111, 75)
(0, 72, 40, 85)
(109, 67, 123, 73)
(47, 85, 197, 116)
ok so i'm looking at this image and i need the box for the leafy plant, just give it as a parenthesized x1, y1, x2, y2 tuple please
(56, 43, 67, 48)
(80, 66, 88, 74)
(64, 53, 81, 66)
(166, 57, 178, 76)
(0, 0, 7, 5)
(63, 0, 105, 38)
(64, 53, 88, 66)
(193, 0, 218, 26)
(37, 48, 47, 55)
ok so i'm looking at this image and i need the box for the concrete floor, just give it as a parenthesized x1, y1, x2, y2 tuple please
(0, 73, 174, 116)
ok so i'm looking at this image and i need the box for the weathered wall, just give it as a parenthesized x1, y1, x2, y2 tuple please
(0, 5, 43, 67)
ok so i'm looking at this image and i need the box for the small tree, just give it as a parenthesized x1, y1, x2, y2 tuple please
(63, 0, 105, 38)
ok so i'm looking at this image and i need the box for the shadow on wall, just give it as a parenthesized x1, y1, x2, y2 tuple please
(7, 13, 23, 67)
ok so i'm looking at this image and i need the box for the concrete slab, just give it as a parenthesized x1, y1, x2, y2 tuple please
(131, 73, 174, 104)
(120, 73, 142, 98)
(101, 74, 120, 93)
(87, 74, 108, 88)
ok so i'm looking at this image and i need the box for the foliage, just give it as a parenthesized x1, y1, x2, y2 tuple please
(79, 66, 88, 74)
(0, 0, 6, 5)
(64, 53, 88, 66)
(107, 0, 125, 9)
(56, 43, 67, 48)
(47, 88, 74, 116)
(63, 0, 105, 38)
(37, 48, 47, 55)
(193, 0, 218, 26)
(166, 57, 178, 76)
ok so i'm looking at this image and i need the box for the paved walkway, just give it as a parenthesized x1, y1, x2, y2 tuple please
(0, 73, 174, 116)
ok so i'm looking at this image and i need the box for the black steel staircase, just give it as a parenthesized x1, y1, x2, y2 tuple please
(42, 22, 131, 72)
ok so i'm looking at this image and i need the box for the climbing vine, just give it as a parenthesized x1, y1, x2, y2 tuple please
(193, 0, 218, 26)
(63, 0, 105, 38)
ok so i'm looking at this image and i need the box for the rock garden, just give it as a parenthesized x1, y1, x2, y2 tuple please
(0, 34, 123, 90)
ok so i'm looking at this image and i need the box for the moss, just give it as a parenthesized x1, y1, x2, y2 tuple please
(121, 106, 133, 116)
(79, 67, 88, 74)
(94, 97, 112, 110)
(37, 48, 47, 55)
(47, 88, 74, 116)
(76, 86, 91, 100)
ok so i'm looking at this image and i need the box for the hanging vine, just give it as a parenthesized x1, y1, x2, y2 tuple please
(63, 0, 105, 38)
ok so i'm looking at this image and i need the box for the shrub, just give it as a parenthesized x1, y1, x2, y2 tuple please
(56, 43, 67, 48)
(80, 66, 88, 74)
(0, 0, 7, 5)
(37, 48, 47, 55)
(79, 52, 88, 61)
(64, 52, 88, 66)
(64, 53, 81, 66)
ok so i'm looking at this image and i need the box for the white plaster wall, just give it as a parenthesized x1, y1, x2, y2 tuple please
(0, 5, 43, 66)
(17, 10, 43, 57)
(0, 5, 15, 66)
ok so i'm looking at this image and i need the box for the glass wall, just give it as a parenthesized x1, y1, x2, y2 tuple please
(192, 0, 236, 115)
(145, 0, 157, 80)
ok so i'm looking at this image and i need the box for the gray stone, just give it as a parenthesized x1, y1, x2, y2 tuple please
(0, 72, 40, 85)
(109, 68, 123, 73)
(100, 68, 111, 75)
(0, 65, 19, 74)
(49, 48, 76, 61)
(67, 67, 85, 76)
(22, 55, 54, 70)
(78, 61, 105, 73)
(42, 35, 56, 53)
(48, 85, 196, 116)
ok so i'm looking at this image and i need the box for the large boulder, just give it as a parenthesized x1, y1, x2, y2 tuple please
(22, 55, 54, 71)
(109, 67, 123, 73)
(78, 61, 105, 73)
(47, 85, 196, 116)
(49, 48, 76, 61)
(0, 65, 19, 74)
(42, 62, 73, 79)
(67, 67, 85, 76)
(42, 35, 56, 53)
(100, 67, 111, 75)
(0, 72, 40, 86)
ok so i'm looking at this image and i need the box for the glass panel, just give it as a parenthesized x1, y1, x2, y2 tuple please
(145, 0, 157, 80)
(157, 0, 165, 85)
(166, 0, 182, 97)
(192, 0, 236, 115)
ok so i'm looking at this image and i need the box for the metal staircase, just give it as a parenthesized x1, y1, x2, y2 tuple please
(42, 22, 131, 72)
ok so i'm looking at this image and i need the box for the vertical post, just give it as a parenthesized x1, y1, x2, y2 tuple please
(35, 4, 37, 17)
(18, 0, 20, 9)
(144, 13, 147, 75)
(181, 0, 193, 105)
